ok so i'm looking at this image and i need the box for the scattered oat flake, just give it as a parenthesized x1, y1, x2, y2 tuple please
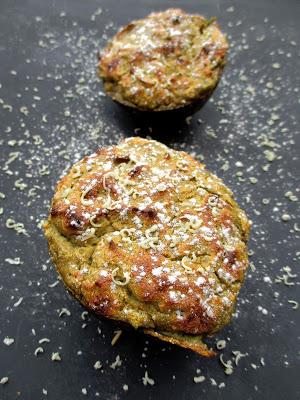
(48, 281, 59, 288)
(5, 257, 22, 265)
(13, 297, 23, 307)
(81, 311, 88, 320)
(142, 371, 155, 386)
(90, 7, 102, 21)
(34, 347, 44, 356)
(3, 337, 14, 346)
(51, 352, 61, 361)
(110, 355, 122, 369)
(281, 213, 291, 222)
(216, 339, 226, 350)
(287, 300, 298, 310)
(111, 330, 122, 346)
(94, 360, 102, 370)
(39, 338, 50, 344)
(0, 377, 9, 385)
(232, 350, 248, 365)
(220, 354, 234, 375)
(272, 62, 281, 69)
(59, 308, 71, 317)
(258, 305, 268, 315)
(185, 116, 192, 125)
(193, 375, 206, 383)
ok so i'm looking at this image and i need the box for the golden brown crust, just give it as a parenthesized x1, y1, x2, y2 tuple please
(44, 137, 250, 356)
(98, 9, 228, 111)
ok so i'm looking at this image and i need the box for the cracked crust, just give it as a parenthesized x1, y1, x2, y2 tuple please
(98, 8, 228, 111)
(44, 137, 250, 356)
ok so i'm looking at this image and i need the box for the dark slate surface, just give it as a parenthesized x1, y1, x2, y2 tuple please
(0, 0, 299, 399)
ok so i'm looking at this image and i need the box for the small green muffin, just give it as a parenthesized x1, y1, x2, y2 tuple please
(98, 9, 228, 112)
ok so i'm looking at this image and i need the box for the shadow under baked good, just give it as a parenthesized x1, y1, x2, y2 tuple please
(109, 99, 210, 146)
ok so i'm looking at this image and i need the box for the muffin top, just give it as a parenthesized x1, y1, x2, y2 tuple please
(99, 9, 228, 111)
(45, 137, 249, 356)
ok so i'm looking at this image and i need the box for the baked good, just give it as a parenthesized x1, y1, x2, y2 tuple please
(44, 137, 250, 356)
(98, 9, 228, 112)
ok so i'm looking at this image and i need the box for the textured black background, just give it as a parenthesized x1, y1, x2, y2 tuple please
(0, 0, 299, 399)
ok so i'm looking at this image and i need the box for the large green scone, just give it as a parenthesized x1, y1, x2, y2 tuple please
(44, 137, 250, 356)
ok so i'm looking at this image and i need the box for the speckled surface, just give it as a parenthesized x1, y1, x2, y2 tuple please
(0, 0, 299, 399)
